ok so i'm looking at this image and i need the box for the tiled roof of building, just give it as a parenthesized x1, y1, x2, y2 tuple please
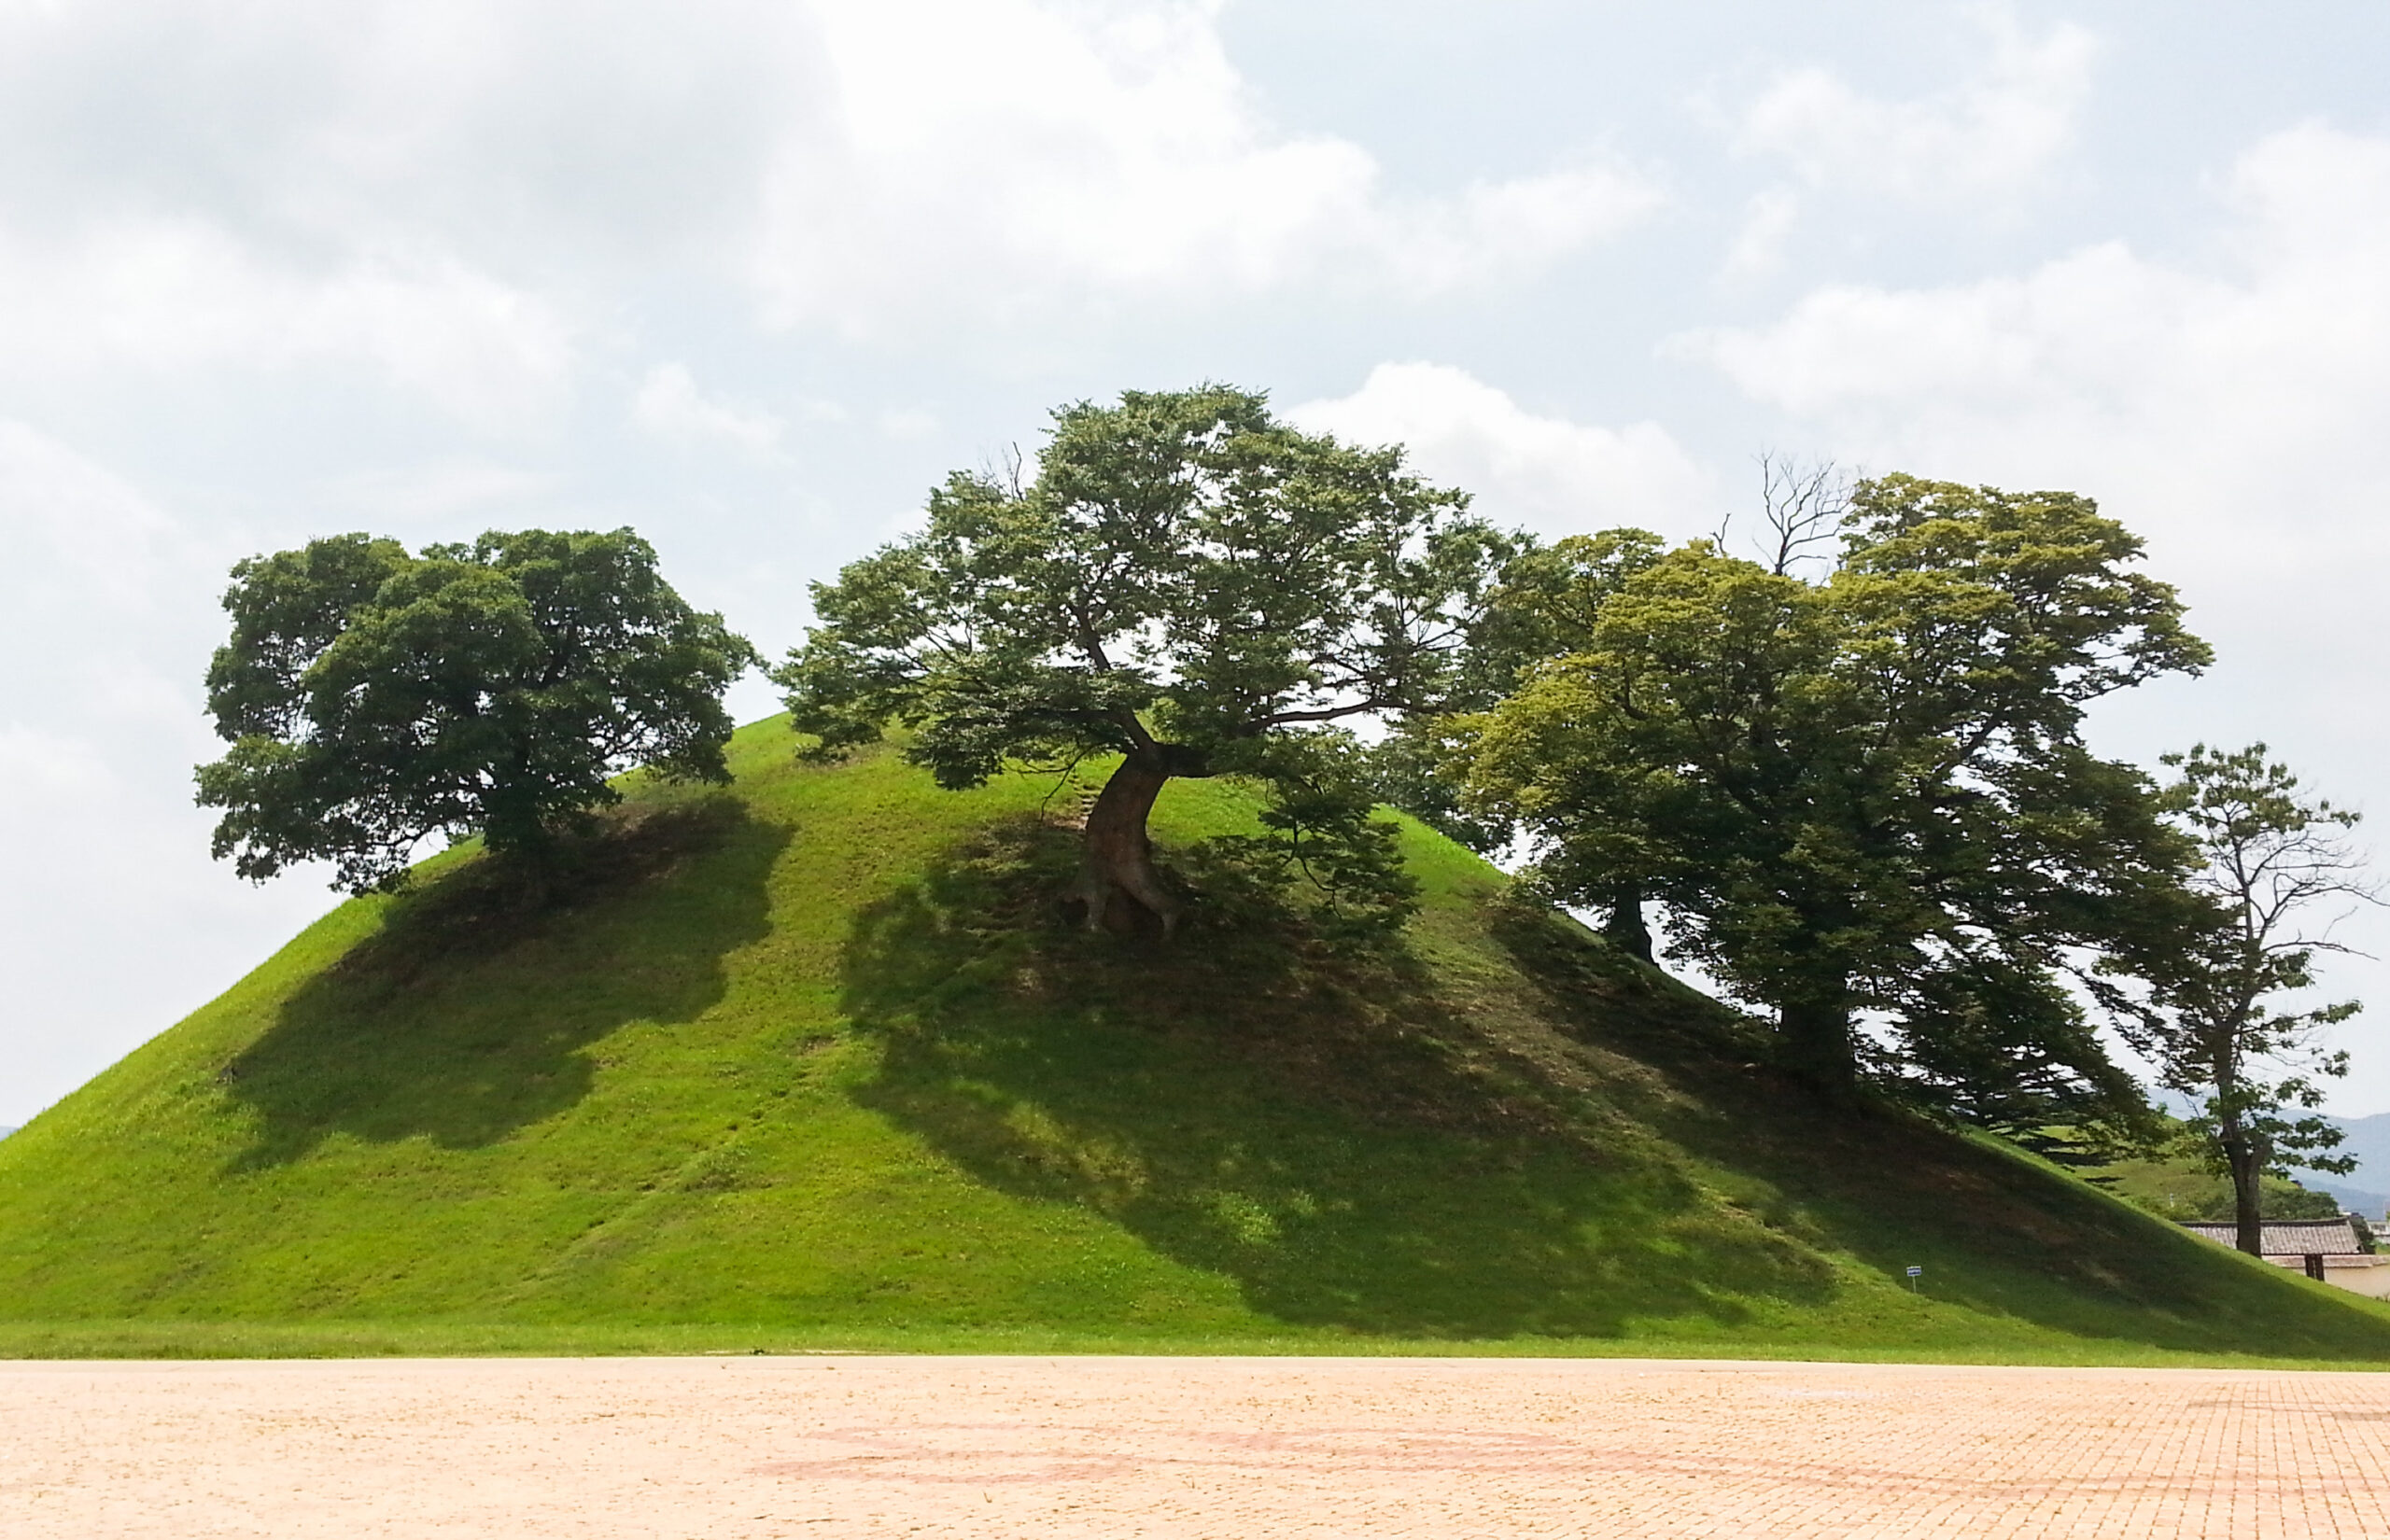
(2181, 1218, 2367, 1256)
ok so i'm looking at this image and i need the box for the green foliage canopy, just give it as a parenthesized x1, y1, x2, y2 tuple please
(1463, 475, 2211, 1110)
(775, 385, 1513, 931)
(196, 527, 757, 893)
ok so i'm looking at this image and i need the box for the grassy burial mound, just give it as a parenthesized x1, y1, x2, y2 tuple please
(4, 720, 2390, 1363)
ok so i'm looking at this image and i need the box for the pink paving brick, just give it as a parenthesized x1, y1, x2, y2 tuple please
(6, 1355, 2388, 1537)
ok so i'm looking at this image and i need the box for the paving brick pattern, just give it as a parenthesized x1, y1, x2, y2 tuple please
(7, 1355, 2390, 1537)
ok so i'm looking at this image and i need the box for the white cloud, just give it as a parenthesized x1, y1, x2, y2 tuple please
(632, 363, 785, 456)
(0, 420, 177, 615)
(1683, 124, 2390, 553)
(1725, 5, 2097, 203)
(322, 459, 561, 528)
(0, 216, 578, 435)
(1722, 185, 1802, 281)
(876, 408, 939, 441)
(0, 421, 223, 739)
(1377, 163, 1667, 298)
(0, 424, 231, 817)
(0, 0, 1663, 405)
(1292, 362, 1716, 539)
(747, 1, 1663, 330)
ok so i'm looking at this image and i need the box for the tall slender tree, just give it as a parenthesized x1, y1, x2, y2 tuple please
(2106, 745, 2370, 1256)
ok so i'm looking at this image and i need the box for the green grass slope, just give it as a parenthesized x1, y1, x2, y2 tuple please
(5, 719, 2389, 1365)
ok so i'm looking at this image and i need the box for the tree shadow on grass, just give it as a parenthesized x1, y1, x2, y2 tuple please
(223, 796, 789, 1169)
(839, 819, 1837, 1339)
(1491, 903, 2390, 1361)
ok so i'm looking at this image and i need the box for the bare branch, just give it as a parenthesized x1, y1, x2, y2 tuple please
(1755, 452, 1852, 577)
(1714, 453, 1853, 576)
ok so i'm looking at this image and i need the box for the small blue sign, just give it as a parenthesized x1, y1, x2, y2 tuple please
(1905, 1266, 1923, 1277)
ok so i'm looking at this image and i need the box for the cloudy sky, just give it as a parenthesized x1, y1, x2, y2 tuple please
(6, 0, 2390, 1126)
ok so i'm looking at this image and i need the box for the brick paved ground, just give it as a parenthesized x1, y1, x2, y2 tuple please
(7, 1355, 2390, 1537)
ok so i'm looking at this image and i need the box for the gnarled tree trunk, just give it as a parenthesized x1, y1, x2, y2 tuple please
(1077, 745, 1207, 936)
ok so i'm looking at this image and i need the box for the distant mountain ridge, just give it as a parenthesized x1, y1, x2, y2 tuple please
(2308, 1113, 2390, 1217)
(2150, 1093, 2390, 1218)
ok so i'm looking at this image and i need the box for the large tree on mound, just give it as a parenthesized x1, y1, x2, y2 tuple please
(1462, 475, 2211, 1107)
(197, 527, 757, 895)
(774, 385, 1513, 934)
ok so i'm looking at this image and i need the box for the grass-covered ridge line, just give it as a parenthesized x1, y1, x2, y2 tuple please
(4, 717, 2389, 1365)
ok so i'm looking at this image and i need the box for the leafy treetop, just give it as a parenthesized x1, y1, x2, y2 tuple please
(1463, 475, 2210, 1112)
(197, 527, 756, 894)
(776, 385, 1514, 932)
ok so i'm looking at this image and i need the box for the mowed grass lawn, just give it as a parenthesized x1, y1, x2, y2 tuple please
(5, 718, 2390, 1365)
